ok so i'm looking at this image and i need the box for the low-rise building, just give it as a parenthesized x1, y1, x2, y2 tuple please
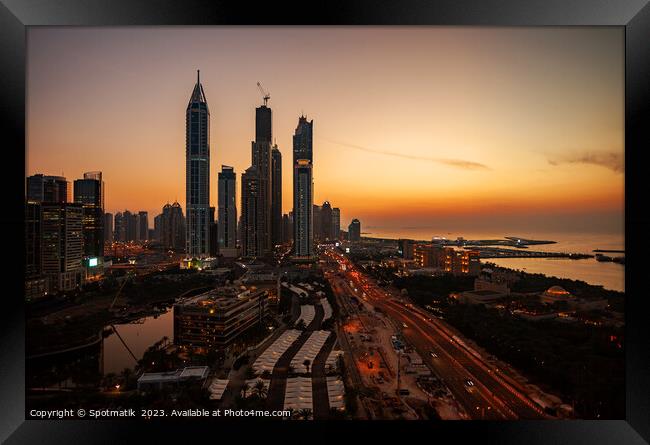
(461, 289, 508, 305)
(137, 366, 210, 391)
(174, 287, 268, 350)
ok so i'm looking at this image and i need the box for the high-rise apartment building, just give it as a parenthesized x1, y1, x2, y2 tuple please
(271, 145, 282, 246)
(104, 212, 114, 243)
(292, 115, 314, 258)
(320, 201, 333, 241)
(348, 219, 361, 242)
(40, 203, 84, 292)
(73, 172, 104, 258)
(313, 204, 322, 241)
(25, 201, 48, 300)
(185, 70, 210, 258)
(160, 202, 186, 251)
(332, 207, 341, 240)
(218, 165, 237, 254)
(246, 103, 273, 257)
(27, 174, 70, 203)
(240, 167, 260, 258)
(138, 211, 149, 242)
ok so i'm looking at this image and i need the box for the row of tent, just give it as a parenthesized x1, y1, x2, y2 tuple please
(320, 298, 333, 322)
(296, 305, 316, 326)
(252, 329, 302, 374)
(290, 330, 331, 373)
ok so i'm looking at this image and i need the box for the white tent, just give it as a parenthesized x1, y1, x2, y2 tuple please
(208, 379, 229, 400)
(290, 330, 331, 373)
(320, 298, 333, 322)
(252, 329, 302, 374)
(284, 377, 314, 411)
(296, 305, 315, 327)
(326, 377, 345, 410)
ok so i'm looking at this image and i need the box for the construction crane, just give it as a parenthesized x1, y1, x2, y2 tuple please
(257, 81, 270, 107)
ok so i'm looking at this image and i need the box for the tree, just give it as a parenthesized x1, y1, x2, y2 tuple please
(296, 408, 313, 420)
(252, 379, 268, 399)
(303, 359, 311, 374)
(240, 382, 251, 399)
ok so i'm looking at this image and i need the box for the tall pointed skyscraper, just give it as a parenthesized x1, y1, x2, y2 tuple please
(185, 70, 210, 258)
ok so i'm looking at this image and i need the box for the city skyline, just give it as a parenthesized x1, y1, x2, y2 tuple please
(27, 27, 624, 234)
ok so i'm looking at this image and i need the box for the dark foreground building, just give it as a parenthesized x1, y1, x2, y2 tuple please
(173, 287, 268, 350)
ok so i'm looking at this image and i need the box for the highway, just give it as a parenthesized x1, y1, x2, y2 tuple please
(322, 249, 548, 420)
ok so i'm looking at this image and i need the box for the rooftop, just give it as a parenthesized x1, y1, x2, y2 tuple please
(175, 287, 262, 309)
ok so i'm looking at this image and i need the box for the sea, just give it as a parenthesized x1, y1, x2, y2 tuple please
(363, 228, 624, 292)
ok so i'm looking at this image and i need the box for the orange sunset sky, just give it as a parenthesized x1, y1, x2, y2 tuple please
(26, 27, 624, 235)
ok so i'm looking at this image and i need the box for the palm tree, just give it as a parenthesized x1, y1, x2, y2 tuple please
(303, 359, 311, 374)
(297, 408, 313, 420)
(252, 380, 268, 399)
(240, 382, 251, 398)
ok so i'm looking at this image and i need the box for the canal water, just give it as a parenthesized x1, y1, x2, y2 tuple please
(102, 309, 174, 375)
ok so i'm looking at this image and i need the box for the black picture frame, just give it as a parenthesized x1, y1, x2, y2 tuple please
(1, 0, 648, 443)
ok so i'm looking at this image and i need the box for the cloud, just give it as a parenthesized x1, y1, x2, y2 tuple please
(547, 150, 624, 173)
(321, 138, 490, 171)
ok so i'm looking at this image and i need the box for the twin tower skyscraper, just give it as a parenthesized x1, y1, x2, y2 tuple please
(185, 71, 314, 260)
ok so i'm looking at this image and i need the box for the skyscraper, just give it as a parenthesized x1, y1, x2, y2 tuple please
(104, 212, 113, 243)
(253, 104, 273, 255)
(73, 172, 104, 258)
(293, 116, 314, 258)
(320, 201, 333, 241)
(25, 201, 48, 300)
(271, 145, 282, 246)
(114, 212, 126, 242)
(185, 70, 210, 258)
(138, 211, 149, 242)
(209, 206, 218, 256)
(26, 202, 41, 278)
(125, 210, 138, 242)
(313, 204, 322, 241)
(161, 202, 186, 251)
(348, 219, 361, 242)
(27, 174, 70, 203)
(153, 213, 162, 241)
(241, 167, 260, 258)
(332, 207, 341, 240)
(282, 213, 292, 244)
(218, 165, 237, 255)
(40, 203, 84, 292)
(241, 98, 273, 258)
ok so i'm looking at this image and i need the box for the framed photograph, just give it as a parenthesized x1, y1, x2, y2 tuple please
(2, 0, 648, 443)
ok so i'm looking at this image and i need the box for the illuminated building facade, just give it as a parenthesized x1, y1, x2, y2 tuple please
(293, 115, 314, 258)
(73, 173, 104, 259)
(40, 202, 84, 292)
(444, 248, 481, 276)
(173, 287, 268, 349)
